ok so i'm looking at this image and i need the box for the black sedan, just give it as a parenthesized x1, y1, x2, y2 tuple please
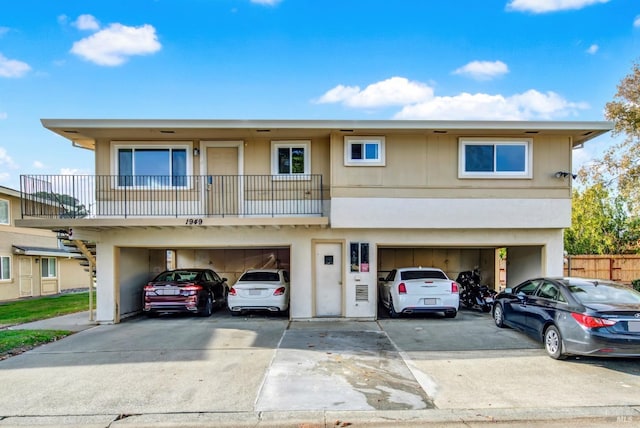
(143, 268, 228, 317)
(492, 277, 640, 359)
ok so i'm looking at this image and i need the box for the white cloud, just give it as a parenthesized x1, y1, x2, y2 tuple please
(0, 53, 31, 78)
(315, 77, 434, 108)
(33, 161, 45, 169)
(586, 44, 599, 54)
(507, 0, 610, 13)
(61, 167, 91, 176)
(316, 76, 588, 120)
(394, 89, 588, 120)
(453, 60, 509, 80)
(251, 0, 282, 5)
(634, 16, 640, 28)
(71, 23, 161, 66)
(0, 147, 18, 169)
(73, 14, 100, 31)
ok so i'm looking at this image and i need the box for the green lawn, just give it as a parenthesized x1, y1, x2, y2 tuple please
(0, 292, 94, 360)
(0, 291, 94, 326)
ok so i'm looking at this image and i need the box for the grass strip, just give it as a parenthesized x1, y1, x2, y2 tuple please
(0, 329, 73, 359)
(0, 292, 94, 326)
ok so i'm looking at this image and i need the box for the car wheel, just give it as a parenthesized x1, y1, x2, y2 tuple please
(388, 296, 400, 318)
(493, 303, 505, 328)
(544, 325, 566, 360)
(230, 310, 242, 317)
(444, 310, 457, 318)
(200, 294, 213, 317)
(145, 310, 158, 318)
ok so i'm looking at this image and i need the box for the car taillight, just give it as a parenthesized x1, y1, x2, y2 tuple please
(229, 287, 237, 296)
(144, 284, 155, 292)
(273, 287, 286, 296)
(571, 313, 617, 328)
(398, 283, 407, 294)
(181, 285, 202, 296)
(451, 282, 459, 293)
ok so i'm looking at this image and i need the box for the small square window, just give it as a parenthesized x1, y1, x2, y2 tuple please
(271, 140, 311, 177)
(0, 199, 9, 225)
(0, 255, 11, 280)
(345, 136, 385, 166)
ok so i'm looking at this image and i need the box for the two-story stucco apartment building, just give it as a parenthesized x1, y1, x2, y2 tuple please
(15, 119, 612, 323)
(1, 185, 90, 300)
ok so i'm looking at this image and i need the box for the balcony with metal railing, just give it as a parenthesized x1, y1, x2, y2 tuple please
(20, 174, 325, 221)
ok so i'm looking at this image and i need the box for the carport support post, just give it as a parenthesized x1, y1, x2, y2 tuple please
(89, 261, 95, 321)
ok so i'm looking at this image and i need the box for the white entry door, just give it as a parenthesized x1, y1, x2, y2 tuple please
(19, 257, 33, 297)
(314, 243, 343, 317)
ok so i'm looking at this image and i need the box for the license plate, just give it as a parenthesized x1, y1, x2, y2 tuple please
(628, 321, 640, 332)
(249, 289, 262, 296)
(157, 288, 179, 296)
(423, 298, 437, 305)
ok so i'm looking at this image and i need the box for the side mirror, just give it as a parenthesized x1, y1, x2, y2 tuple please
(222, 278, 228, 282)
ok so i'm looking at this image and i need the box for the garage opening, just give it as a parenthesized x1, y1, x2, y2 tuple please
(117, 246, 290, 319)
(377, 247, 500, 289)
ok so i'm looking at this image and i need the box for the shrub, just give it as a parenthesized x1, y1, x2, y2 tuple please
(632, 279, 640, 292)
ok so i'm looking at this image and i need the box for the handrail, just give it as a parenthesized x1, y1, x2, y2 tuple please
(20, 174, 324, 218)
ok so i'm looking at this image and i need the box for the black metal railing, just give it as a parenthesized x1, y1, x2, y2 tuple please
(20, 174, 324, 219)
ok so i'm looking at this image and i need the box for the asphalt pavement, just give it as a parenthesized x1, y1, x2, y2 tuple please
(1, 309, 639, 427)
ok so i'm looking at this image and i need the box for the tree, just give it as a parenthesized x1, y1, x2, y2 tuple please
(597, 61, 640, 216)
(566, 61, 640, 254)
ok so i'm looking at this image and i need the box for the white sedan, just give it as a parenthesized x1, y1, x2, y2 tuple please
(227, 269, 290, 316)
(378, 267, 459, 318)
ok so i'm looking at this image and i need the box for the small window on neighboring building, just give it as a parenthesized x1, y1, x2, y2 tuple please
(0, 199, 9, 225)
(271, 141, 311, 177)
(41, 257, 57, 278)
(0, 256, 11, 280)
(459, 138, 532, 179)
(344, 136, 385, 166)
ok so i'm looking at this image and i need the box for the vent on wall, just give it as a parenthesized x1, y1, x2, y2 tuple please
(355, 284, 369, 301)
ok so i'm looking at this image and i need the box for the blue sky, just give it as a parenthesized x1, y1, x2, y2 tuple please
(1, 0, 639, 190)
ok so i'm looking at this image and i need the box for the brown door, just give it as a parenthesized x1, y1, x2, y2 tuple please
(206, 147, 239, 216)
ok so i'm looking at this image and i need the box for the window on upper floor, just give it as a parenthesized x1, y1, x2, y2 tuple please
(114, 144, 191, 187)
(344, 136, 385, 166)
(0, 255, 10, 280)
(0, 199, 9, 225)
(41, 257, 57, 278)
(271, 141, 311, 177)
(459, 138, 532, 179)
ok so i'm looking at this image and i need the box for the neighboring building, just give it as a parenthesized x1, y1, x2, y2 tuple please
(0, 185, 90, 301)
(16, 119, 612, 323)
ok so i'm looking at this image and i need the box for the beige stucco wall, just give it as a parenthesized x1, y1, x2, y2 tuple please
(330, 133, 572, 199)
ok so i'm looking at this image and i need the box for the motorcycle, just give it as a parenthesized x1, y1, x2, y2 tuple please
(455, 268, 497, 313)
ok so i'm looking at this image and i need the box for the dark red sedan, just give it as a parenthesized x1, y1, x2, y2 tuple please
(143, 269, 228, 317)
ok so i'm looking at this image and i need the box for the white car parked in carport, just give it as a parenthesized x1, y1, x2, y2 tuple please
(378, 267, 459, 318)
(227, 269, 290, 316)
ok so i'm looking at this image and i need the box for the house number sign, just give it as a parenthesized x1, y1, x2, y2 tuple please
(185, 218, 204, 225)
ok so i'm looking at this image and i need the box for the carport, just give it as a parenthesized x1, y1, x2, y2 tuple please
(116, 245, 291, 320)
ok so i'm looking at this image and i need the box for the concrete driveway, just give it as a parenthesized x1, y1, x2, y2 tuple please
(1, 309, 639, 427)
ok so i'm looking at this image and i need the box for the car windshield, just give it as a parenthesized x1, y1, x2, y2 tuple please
(239, 272, 280, 282)
(400, 270, 447, 280)
(568, 283, 640, 304)
(155, 271, 198, 282)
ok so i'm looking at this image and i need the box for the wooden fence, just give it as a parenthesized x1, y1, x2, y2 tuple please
(563, 255, 640, 284)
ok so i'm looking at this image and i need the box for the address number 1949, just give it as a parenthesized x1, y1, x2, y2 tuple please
(185, 218, 203, 225)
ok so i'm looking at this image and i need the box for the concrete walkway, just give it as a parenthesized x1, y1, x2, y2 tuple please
(1, 311, 639, 427)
